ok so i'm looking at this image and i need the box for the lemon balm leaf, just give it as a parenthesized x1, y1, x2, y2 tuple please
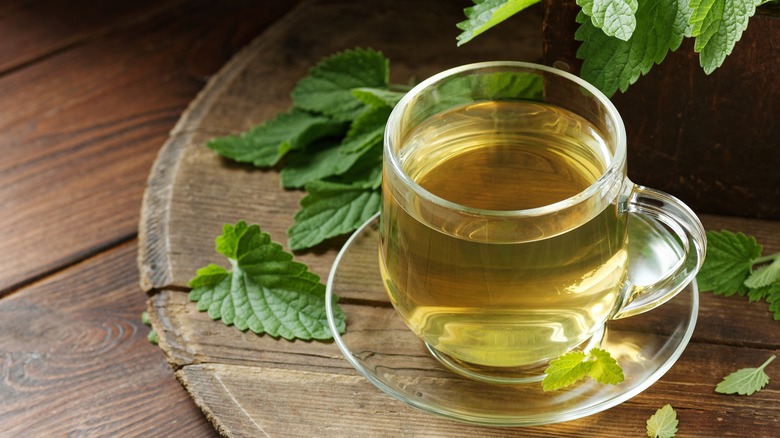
(292, 48, 389, 121)
(288, 181, 381, 251)
(206, 109, 346, 167)
(456, 0, 542, 46)
(575, 0, 691, 96)
(744, 258, 780, 289)
(279, 105, 388, 189)
(577, 0, 639, 41)
(587, 347, 625, 384)
(351, 87, 405, 108)
(189, 222, 346, 340)
(696, 230, 762, 296)
(341, 105, 392, 154)
(715, 355, 776, 395)
(543, 350, 591, 391)
(646, 404, 679, 438)
(543, 348, 624, 391)
(688, 0, 761, 74)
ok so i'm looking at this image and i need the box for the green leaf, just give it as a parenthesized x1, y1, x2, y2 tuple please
(715, 355, 776, 395)
(291, 48, 389, 121)
(575, 0, 692, 96)
(587, 347, 625, 384)
(688, 0, 761, 74)
(696, 230, 762, 295)
(577, 0, 639, 41)
(456, 0, 542, 45)
(341, 105, 392, 154)
(351, 87, 405, 108)
(543, 348, 624, 391)
(646, 404, 679, 438)
(744, 258, 780, 289)
(766, 287, 780, 320)
(280, 137, 377, 189)
(288, 181, 381, 251)
(327, 140, 383, 189)
(206, 109, 346, 167)
(543, 350, 590, 391)
(747, 283, 772, 302)
(188, 221, 346, 340)
(279, 101, 389, 188)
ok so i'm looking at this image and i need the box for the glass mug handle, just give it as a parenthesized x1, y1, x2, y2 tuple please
(612, 180, 707, 319)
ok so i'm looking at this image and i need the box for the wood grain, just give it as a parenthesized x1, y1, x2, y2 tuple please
(0, 0, 300, 296)
(543, 0, 780, 219)
(136, 0, 780, 436)
(0, 241, 217, 436)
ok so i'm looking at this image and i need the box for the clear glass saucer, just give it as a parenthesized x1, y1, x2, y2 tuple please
(325, 214, 698, 427)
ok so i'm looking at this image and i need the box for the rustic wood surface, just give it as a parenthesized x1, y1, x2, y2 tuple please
(2, 0, 778, 436)
(0, 0, 298, 435)
(137, 0, 780, 437)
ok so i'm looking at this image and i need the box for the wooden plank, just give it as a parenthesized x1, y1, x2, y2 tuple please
(0, 241, 216, 436)
(0, 0, 192, 73)
(0, 0, 300, 294)
(138, 0, 545, 292)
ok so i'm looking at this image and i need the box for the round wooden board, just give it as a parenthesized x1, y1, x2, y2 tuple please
(138, 1, 780, 436)
(136, 1, 557, 436)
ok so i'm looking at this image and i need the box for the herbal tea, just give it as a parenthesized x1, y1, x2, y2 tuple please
(381, 100, 628, 368)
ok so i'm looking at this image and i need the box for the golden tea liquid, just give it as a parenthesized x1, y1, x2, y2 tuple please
(381, 100, 628, 368)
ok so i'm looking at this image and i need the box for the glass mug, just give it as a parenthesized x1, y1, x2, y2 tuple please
(380, 62, 706, 384)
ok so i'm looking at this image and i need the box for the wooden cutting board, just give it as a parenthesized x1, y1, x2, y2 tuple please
(137, 1, 780, 436)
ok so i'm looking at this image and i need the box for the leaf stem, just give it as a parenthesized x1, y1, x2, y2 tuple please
(754, 251, 780, 265)
(759, 355, 776, 370)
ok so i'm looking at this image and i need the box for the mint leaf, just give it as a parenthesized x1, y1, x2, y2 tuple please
(575, 0, 692, 96)
(189, 222, 346, 340)
(646, 404, 679, 438)
(577, 0, 639, 41)
(715, 355, 776, 395)
(206, 109, 346, 167)
(291, 48, 389, 121)
(288, 181, 381, 251)
(688, 0, 761, 74)
(744, 258, 780, 289)
(542, 348, 624, 391)
(456, 0, 542, 45)
(696, 230, 762, 295)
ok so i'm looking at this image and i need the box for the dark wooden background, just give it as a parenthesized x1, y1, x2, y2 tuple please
(542, 0, 780, 219)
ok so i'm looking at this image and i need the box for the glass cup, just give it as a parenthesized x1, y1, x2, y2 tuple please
(380, 62, 706, 384)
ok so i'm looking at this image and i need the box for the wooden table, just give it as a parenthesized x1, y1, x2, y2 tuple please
(2, 1, 779, 436)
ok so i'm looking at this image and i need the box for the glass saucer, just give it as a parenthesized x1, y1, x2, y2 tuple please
(325, 214, 698, 427)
